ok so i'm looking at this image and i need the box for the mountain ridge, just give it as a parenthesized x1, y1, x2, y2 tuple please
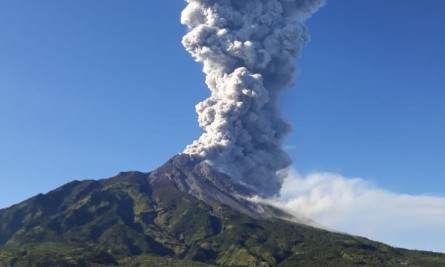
(1, 155, 445, 267)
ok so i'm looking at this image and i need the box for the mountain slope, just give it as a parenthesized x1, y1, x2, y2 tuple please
(1, 155, 445, 267)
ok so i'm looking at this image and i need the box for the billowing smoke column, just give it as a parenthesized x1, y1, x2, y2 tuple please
(181, 0, 325, 197)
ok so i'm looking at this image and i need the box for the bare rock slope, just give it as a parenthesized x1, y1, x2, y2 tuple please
(148, 154, 274, 218)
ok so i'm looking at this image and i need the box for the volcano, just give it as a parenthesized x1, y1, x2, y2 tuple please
(1, 155, 444, 267)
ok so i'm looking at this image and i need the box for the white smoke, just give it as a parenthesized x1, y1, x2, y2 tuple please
(181, 0, 326, 197)
(251, 171, 445, 252)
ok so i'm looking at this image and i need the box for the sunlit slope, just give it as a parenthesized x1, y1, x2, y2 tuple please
(1, 162, 444, 266)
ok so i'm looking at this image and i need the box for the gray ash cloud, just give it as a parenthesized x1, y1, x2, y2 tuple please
(181, 0, 325, 197)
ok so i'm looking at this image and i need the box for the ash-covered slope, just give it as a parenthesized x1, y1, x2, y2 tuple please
(148, 154, 276, 218)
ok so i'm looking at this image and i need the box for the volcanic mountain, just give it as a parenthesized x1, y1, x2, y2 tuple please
(0, 155, 444, 267)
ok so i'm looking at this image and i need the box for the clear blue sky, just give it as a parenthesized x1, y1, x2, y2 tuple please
(0, 0, 444, 244)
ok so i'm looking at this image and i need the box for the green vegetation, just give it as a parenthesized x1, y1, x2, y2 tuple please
(1, 171, 444, 266)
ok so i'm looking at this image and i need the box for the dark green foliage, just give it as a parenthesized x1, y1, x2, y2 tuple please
(1, 171, 444, 266)
(0, 242, 117, 267)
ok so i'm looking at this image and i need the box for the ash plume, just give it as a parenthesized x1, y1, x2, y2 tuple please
(181, 0, 325, 197)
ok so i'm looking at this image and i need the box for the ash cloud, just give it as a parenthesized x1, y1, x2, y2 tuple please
(181, 0, 325, 197)
(251, 171, 445, 252)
